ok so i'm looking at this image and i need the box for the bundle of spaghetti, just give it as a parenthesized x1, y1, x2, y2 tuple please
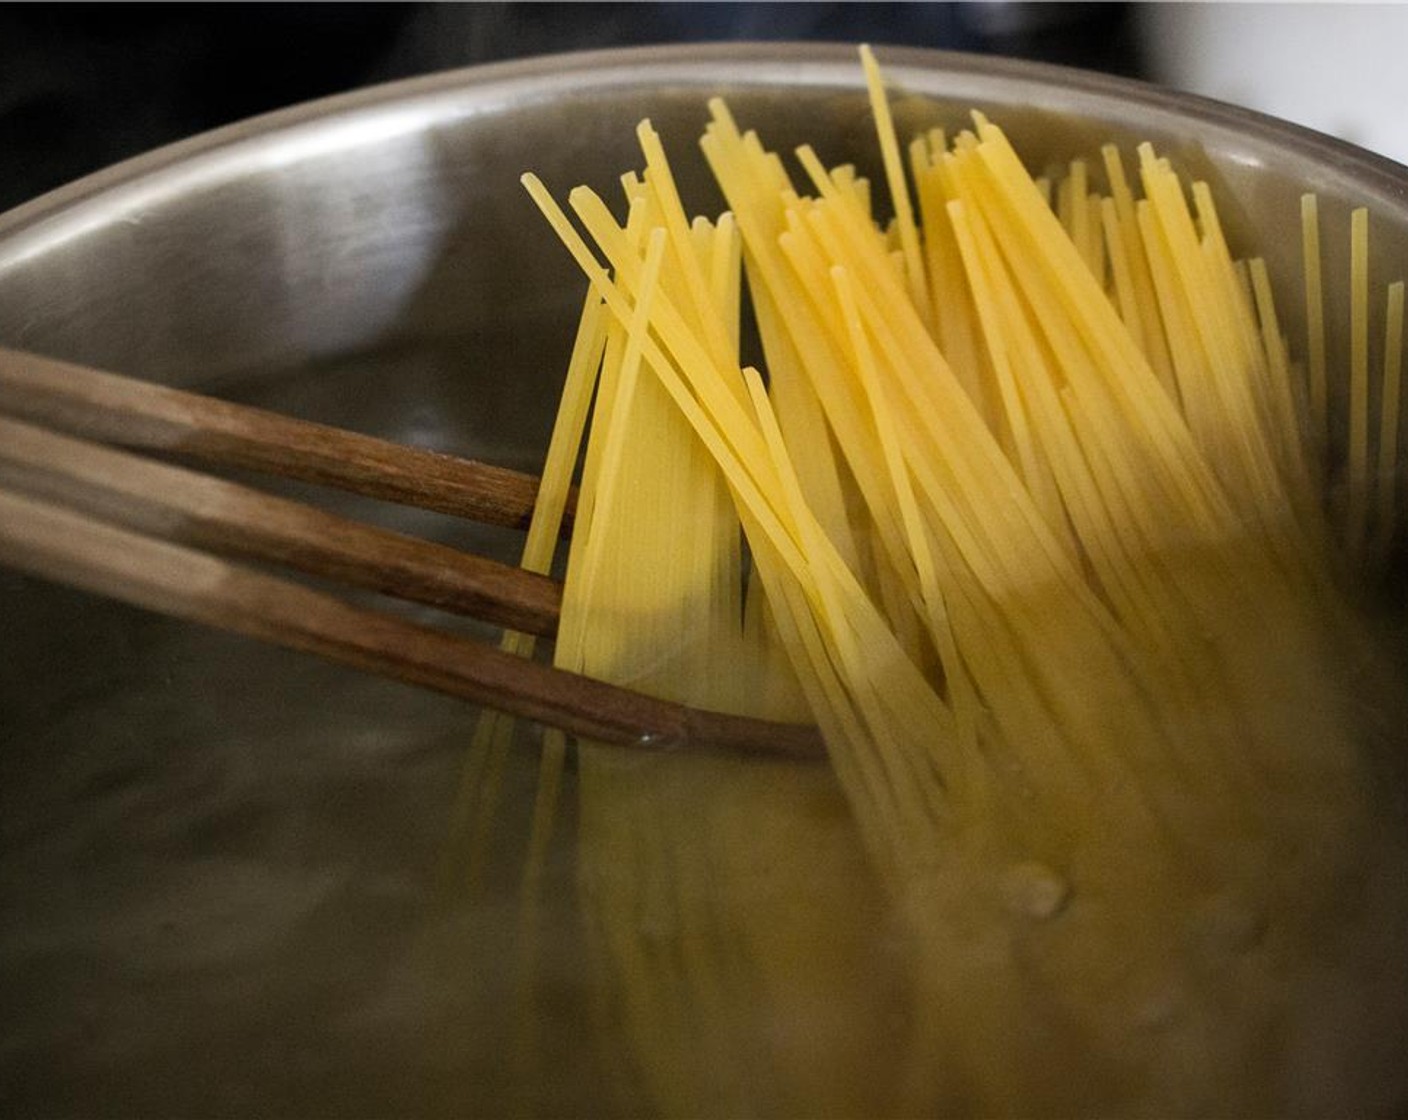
(698, 98, 1321, 1110)
(513, 47, 1408, 1115)
(517, 152, 910, 1116)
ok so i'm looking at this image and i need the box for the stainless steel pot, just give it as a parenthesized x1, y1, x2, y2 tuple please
(1, 44, 1404, 1116)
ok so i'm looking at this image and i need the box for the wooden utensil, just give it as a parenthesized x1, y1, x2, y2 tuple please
(0, 348, 824, 762)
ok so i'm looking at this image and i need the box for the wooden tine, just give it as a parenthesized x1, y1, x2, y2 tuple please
(0, 415, 561, 637)
(0, 346, 563, 531)
(0, 487, 825, 762)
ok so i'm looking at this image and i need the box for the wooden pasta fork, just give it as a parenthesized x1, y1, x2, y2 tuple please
(0, 348, 823, 762)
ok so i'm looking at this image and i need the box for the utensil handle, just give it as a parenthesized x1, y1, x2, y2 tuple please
(0, 346, 563, 531)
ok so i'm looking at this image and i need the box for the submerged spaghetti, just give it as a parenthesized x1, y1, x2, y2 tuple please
(475, 47, 1407, 1115)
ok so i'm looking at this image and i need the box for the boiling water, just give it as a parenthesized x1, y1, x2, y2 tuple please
(3, 346, 1408, 1116)
(0, 344, 606, 1115)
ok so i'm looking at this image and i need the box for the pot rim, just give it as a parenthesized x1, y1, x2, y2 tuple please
(0, 41, 1404, 253)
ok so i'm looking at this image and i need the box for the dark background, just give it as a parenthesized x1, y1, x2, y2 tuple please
(0, 2, 1147, 213)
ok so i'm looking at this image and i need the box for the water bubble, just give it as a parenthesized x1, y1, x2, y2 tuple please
(1001, 861, 1071, 921)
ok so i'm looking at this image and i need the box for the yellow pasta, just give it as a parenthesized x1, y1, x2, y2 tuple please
(1303, 192, 1330, 460)
(500, 46, 1408, 1117)
(1379, 280, 1405, 552)
(1351, 207, 1371, 552)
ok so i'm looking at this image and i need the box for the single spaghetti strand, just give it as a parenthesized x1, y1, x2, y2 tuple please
(1302, 194, 1329, 465)
(1087, 192, 1107, 289)
(859, 43, 931, 328)
(1378, 281, 1405, 552)
(1349, 207, 1371, 554)
(1068, 159, 1091, 270)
